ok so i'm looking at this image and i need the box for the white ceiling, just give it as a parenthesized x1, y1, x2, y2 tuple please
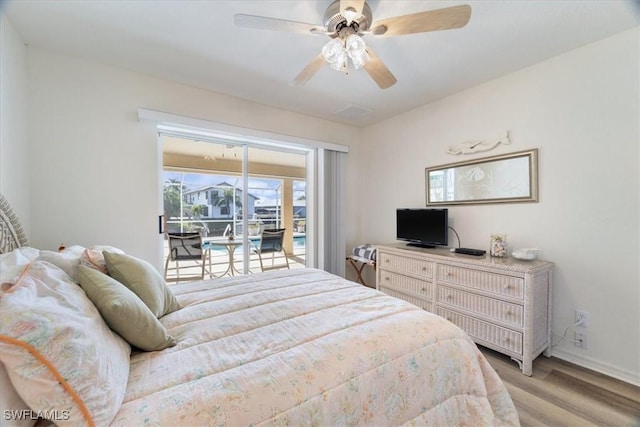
(4, 0, 639, 127)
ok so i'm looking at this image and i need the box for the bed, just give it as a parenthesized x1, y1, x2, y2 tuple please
(0, 193, 520, 426)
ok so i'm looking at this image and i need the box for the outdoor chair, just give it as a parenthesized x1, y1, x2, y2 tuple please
(164, 232, 206, 282)
(251, 228, 290, 272)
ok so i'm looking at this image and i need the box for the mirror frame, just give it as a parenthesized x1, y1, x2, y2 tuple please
(425, 149, 538, 205)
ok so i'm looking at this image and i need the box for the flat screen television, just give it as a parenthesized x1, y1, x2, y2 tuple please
(396, 208, 448, 248)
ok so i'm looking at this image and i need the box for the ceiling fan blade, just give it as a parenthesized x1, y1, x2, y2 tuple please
(234, 14, 326, 35)
(340, 0, 365, 15)
(370, 4, 471, 37)
(363, 48, 397, 89)
(293, 54, 326, 86)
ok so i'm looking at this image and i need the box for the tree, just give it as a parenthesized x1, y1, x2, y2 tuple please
(163, 178, 185, 219)
(214, 187, 242, 218)
(190, 204, 209, 235)
(190, 204, 206, 219)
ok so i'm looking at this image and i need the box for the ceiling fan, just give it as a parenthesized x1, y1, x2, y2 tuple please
(234, 0, 471, 89)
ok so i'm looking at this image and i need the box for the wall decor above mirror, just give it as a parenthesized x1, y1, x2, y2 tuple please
(425, 149, 538, 205)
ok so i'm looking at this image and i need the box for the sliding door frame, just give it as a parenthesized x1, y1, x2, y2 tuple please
(140, 108, 348, 274)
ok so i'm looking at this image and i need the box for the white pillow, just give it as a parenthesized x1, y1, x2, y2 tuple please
(0, 260, 131, 427)
(0, 246, 39, 284)
(36, 245, 85, 281)
(91, 245, 125, 254)
(51, 244, 86, 257)
(0, 361, 32, 427)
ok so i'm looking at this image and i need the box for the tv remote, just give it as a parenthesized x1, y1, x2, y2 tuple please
(453, 247, 486, 256)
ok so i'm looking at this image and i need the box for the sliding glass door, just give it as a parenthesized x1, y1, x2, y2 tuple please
(162, 136, 307, 279)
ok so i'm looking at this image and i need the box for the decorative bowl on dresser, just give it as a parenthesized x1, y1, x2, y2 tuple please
(376, 244, 554, 376)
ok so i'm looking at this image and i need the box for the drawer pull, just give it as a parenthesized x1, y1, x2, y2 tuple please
(421, 287, 426, 292)
(445, 294, 453, 300)
(503, 284, 512, 291)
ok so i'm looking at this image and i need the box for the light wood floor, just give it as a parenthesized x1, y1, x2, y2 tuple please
(480, 347, 640, 427)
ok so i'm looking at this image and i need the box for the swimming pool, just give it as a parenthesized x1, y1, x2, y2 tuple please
(204, 234, 306, 252)
(293, 234, 306, 247)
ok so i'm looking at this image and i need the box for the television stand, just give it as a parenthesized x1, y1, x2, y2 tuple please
(407, 243, 435, 249)
(375, 244, 554, 376)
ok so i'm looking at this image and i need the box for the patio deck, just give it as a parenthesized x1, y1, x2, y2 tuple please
(163, 238, 306, 283)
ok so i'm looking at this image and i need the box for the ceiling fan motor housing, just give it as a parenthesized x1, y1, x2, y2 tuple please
(323, 0, 373, 35)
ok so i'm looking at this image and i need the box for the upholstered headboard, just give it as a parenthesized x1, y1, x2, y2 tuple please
(0, 193, 29, 253)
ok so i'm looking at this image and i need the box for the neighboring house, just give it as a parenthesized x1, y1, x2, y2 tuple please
(254, 199, 307, 232)
(183, 182, 258, 219)
(254, 199, 306, 219)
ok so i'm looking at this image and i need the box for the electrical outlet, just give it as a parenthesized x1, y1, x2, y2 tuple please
(575, 310, 589, 327)
(575, 331, 588, 349)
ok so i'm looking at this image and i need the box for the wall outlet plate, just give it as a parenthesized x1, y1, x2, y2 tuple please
(575, 331, 588, 349)
(575, 310, 589, 327)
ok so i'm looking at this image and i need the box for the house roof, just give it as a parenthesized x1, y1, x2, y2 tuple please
(183, 182, 259, 201)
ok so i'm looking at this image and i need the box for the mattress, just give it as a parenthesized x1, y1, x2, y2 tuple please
(111, 268, 519, 426)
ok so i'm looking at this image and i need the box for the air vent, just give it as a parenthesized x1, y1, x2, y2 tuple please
(333, 104, 373, 119)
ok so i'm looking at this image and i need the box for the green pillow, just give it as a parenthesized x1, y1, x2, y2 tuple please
(103, 251, 181, 318)
(76, 265, 176, 351)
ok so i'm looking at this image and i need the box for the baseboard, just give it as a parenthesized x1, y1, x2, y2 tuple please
(551, 348, 640, 387)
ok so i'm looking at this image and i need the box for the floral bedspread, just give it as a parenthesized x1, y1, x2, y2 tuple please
(111, 268, 519, 426)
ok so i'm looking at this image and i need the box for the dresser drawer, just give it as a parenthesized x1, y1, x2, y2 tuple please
(437, 286, 523, 328)
(437, 265, 524, 299)
(381, 288, 432, 311)
(376, 245, 553, 376)
(379, 252, 433, 278)
(436, 307, 523, 355)
(379, 270, 433, 299)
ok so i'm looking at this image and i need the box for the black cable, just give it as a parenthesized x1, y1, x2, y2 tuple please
(448, 226, 461, 248)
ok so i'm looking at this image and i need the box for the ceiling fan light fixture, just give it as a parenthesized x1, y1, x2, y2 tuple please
(350, 50, 370, 69)
(323, 38, 349, 71)
(345, 34, 370, 69)
(322, 38, 344, 63)
(322, 34, 369, 72)
(331, 50, 348, 71)
(345, 34, 365, 55)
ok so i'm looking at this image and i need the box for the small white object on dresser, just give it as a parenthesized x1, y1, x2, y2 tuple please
(376, 244, 554, 376)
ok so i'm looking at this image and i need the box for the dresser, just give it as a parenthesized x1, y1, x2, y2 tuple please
(376, 244, 553, 376)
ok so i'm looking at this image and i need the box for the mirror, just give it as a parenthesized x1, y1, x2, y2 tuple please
(425, 149, 538, 205)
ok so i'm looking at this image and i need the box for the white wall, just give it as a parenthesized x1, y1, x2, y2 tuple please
(0, 15, 30, 235)
(3, 10, 638, 385)
(23, 48, 359, 266)
(352, 28, 639, 384)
